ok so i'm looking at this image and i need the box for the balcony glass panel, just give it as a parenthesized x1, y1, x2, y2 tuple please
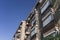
(41, 0, 50, 14)
(31, 16, 36, 28)
(32, 19, 36, 26)
(31, 28, 36, 37)
(43, 14, 54, 27)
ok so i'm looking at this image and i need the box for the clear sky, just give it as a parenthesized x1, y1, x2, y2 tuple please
(0, 0, 37, 40)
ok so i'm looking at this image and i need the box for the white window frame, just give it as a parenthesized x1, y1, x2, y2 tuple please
(41, 0, 50, 14)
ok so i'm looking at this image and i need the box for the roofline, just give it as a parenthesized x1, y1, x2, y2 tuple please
(26, 0, 40, 20)
(13, 0, 40, 38)
(13, 21, 22, 38)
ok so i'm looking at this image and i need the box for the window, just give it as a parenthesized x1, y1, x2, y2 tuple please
(32, 19, 36, 26)
(31, 16, 36, 28)
(31, 28, 36, 37)
(41, 0, 50, 14)
(43, 13, 54, 27)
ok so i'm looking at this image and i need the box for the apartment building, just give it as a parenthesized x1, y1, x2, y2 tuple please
(13, 21, 31, 40)
(13, 0, 60, 40)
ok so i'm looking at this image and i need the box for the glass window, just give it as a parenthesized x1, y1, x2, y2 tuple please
(43, 13, 54, 27)
(31, 16, 36, 28)
(41, 0, 50, 14)
(31, 28, 36, 37)
(32, 19, 36, 26)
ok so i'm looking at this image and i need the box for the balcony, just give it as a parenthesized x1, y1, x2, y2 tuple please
(41, 0, 50, 14)
(31, 16, 36, 29)
(43, 30, 60, 40)
(43, 13, 54, 27)
(16, 33, 20, 38)
(43, 28, 57, 37)
(31, 28, 36, 37)
(43, 34, 60, 40)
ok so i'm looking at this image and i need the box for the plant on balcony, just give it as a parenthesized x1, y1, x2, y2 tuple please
(43, 33, 60, 40)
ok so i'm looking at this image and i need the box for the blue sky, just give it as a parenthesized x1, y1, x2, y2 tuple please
(0, 0, 36, 40)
